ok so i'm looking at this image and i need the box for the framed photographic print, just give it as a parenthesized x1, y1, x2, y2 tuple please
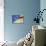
(12, 15, 24, 24)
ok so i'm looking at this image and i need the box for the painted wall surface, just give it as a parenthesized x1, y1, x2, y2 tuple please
(4, 0, 40, 42)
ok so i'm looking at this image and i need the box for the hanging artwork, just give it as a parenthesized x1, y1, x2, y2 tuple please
(12, 15, 24, 24)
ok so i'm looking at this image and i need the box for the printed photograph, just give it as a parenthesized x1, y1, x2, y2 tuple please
(12, 15, 24, 24)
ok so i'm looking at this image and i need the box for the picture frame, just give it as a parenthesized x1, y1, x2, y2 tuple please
(12, 15, 24, 24)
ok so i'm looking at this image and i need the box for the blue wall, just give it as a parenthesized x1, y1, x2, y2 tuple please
(4, 0, 40, 42)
